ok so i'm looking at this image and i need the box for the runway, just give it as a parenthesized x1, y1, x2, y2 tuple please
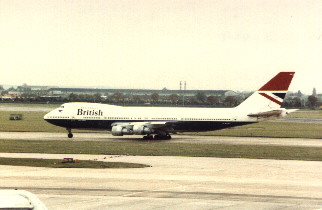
(1, 153, 321, 209)
(0, 132, 322, 147)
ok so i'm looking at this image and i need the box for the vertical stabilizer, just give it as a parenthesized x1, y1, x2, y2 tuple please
(236, 72, 295, 112)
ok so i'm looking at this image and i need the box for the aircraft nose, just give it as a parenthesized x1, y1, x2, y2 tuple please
(43, 113, 49, 120)
(43, 110, 53, 120)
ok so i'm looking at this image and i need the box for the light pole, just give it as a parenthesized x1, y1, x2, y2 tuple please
(180, 81, 186, 106)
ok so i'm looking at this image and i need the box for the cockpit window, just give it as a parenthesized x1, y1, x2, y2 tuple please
(60, 106, 64, 108)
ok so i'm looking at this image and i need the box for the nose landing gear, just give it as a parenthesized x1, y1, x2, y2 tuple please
(67, 128, 73, 138)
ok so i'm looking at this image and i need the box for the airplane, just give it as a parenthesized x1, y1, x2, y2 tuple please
(44, 72, 296, 140)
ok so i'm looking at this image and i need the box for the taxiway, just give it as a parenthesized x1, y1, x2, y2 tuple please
(0, 132, 321, 147)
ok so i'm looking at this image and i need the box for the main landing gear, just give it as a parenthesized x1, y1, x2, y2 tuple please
(67, 128, 73, 138)
(142, 134, 172, 140)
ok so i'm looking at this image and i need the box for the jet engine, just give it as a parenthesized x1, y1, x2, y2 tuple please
(111, 125, 133, 136)
(133, 125, 154, 135)
(111, 123, 157, 136)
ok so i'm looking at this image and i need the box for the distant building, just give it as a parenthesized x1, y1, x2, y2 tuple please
(1, 94, 20, 101)
(16, 85, 56, 96)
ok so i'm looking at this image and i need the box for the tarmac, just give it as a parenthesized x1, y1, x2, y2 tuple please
(1, 102, 321, 209)
(0, 153, 321, 209)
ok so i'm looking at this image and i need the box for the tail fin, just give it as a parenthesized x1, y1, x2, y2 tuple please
(237, 72, 295, 112)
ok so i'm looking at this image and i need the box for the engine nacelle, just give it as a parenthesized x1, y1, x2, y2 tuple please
(112, 126, 133, 136)
(133, 125, 153, 135)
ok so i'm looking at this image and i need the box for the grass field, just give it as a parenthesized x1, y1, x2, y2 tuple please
(0, 103, 59, 108)
(186, 121, 322, 139)
(285, 110, 322, 119)
(0, 111, 65, 132)
(0, 157, 148, 168)
(0, 140, 321, 161)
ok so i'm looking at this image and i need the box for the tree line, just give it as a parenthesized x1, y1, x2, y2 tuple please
(1, 85, 320, 108)
(1, 92, 245, 107)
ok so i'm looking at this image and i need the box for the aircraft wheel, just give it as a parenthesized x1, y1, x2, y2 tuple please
(66, 128, 73, 138)
(143, 135, 153, 140)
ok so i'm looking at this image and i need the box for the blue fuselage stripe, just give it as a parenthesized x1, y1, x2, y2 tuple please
(45, 119, 254, 132)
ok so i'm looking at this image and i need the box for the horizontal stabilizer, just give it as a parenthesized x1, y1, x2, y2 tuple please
(248, 110, 283, 118)
(285, 109, 298, 114)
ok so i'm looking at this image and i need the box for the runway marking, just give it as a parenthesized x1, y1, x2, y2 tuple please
(121, 183, 192, 197)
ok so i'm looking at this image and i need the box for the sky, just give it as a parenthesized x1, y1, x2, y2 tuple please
(1, 0, 321, 94)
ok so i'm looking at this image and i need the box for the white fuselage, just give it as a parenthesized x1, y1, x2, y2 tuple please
(44, 102, 257, 132)
(45, 102, 256, 122)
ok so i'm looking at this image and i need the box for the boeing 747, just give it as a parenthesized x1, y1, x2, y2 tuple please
(44, 72, 295, 139)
